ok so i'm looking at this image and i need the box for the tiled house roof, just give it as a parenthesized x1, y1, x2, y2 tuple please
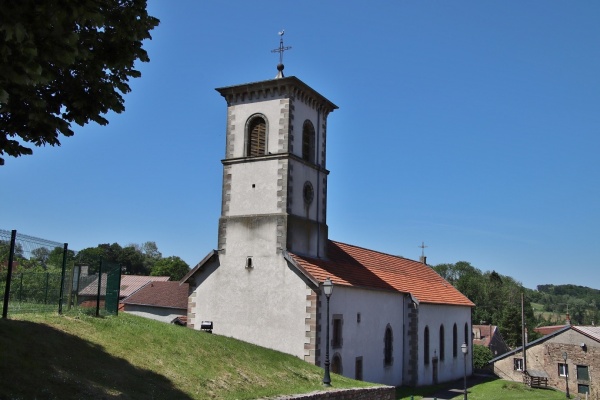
(534, 325, 568, 336)
(119, 275, 170, 297)
(572, 325, 600, 342)
(78, 275, 170, 297)
(122, 281, 189, 310)
(473, 324, 495, 347)
(288, 240, 474, 307)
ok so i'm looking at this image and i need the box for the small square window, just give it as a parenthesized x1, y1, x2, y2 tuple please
(558, 363, 568, 377)
(514, 358, 523, 371)
(578, 384, 589, 394)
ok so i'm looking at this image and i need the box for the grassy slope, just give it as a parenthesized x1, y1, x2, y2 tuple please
(0, 312, 373, 399)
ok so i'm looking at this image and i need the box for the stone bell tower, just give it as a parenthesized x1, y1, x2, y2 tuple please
(215, 37, 337, 263)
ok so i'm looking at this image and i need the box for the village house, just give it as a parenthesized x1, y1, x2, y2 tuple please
(472, 324, 510, 357)
(121, 281, 188, 324)
(183, 53, 474, 386)
(487, 325, 599, 398)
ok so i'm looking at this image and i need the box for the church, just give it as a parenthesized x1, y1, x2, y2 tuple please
(182, 40, 474, 387)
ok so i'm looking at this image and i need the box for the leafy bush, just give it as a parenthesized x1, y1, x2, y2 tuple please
(473, 344, 494, 369)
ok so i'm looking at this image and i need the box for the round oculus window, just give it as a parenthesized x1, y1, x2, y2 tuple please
(303, 181, 314, 205)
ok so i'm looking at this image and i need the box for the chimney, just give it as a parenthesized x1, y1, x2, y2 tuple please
(566, 312, 571, 326)
(419, 255, 427, 264)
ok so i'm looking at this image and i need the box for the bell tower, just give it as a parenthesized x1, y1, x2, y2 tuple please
(215, 58, 337, 261)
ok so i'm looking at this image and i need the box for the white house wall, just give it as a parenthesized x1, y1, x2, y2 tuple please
(190, 255, 311, 359)
(320, 285, 405, 386)
(417, 304, 472, 386)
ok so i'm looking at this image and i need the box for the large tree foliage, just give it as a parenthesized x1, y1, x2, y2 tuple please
(433, 261, 539, 347)
(0, 0, 159, 165)
(151, 256, 190, 281)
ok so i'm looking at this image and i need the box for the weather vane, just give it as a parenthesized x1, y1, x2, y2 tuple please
(271, 30, 291, 78)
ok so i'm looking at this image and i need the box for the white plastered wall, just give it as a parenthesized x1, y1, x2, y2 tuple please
(417, 303, 472, 386)
(190, 254, 310, 359)
(319, 285, 405, 386)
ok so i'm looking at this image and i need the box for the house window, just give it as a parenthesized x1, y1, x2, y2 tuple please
(514, 358, 524, 371)
(332, 353, 342, 374)
(439, 324, 445, 361)
(424, 326, 430, 365)
(332, 315, 343, 348)
(302, 120, 316, 163)
(246, 116, 267, 156)
(558, 363, 568, 377)
(357, 313, 361, 323)
(355, 356, 363, 381)
(577, 365, 589, 381)
(384, 325, 393, 366)
(578, 384, 590, 395)
(453, 323, 458, 358)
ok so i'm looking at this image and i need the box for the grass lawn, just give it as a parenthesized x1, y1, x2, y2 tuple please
(0, 311, 375, 399)
(396, 377, 569, 400)
(455, 378, 569, 400)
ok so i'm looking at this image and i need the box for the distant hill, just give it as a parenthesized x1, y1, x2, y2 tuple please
(527, 284, 600, 326)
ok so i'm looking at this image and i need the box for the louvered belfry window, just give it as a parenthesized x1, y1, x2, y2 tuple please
(247, 117, 266, 157)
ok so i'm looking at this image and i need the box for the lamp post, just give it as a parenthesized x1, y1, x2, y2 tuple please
(322, 277, 334, 387)
(562, 351, 569, 398)
(461, 342, 468, 400)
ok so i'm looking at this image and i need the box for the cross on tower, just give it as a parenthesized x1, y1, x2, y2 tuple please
(271, 30, 291, 78)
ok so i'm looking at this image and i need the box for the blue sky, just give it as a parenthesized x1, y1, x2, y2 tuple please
(2, 1, 599, 290)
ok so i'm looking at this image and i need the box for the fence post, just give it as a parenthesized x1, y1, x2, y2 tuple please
(2, 230, 17, 319)
(18, 273, 23, 301)
(58, 243, 68, 314)
(96, 259, 103, 317)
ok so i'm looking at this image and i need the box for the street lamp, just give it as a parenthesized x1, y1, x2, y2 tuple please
(461, 342, 468, 400)
(562, 351, 569, 398)
(322, 277, 334, 387)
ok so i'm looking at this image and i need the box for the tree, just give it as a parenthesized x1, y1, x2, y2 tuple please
(0, 0, 159, 165)
(151, 256, 190, 281)
(473, 344, 494, 369)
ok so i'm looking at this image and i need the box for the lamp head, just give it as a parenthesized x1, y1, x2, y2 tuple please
(461, 342, 468, 355)
(323, 277, 333, 298)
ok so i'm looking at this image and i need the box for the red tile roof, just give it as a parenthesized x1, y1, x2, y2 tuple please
(289, 241, 474, 307)
(472, 325, 495, 347)
(121, 281, 189, 310)
(534, 325, 568, 336)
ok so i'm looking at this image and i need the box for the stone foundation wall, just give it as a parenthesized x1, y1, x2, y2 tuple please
(267, 386, 395, 400)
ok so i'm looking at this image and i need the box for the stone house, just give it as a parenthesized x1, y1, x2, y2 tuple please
(488, 325, 599, 398)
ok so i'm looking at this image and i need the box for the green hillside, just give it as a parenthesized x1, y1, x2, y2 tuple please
(0, 312, 374, 399)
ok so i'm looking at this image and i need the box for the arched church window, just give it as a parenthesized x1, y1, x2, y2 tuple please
(424, 326, 430, 365)
(302, 120, 316, 163)
(384, 324, 393, 366)
(332, 353, 342, 374)
(246, 115, 267, 157)
(464, 322, 469, 348)
(439, 324, 445, 361)
(453, 323, 458, 358)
